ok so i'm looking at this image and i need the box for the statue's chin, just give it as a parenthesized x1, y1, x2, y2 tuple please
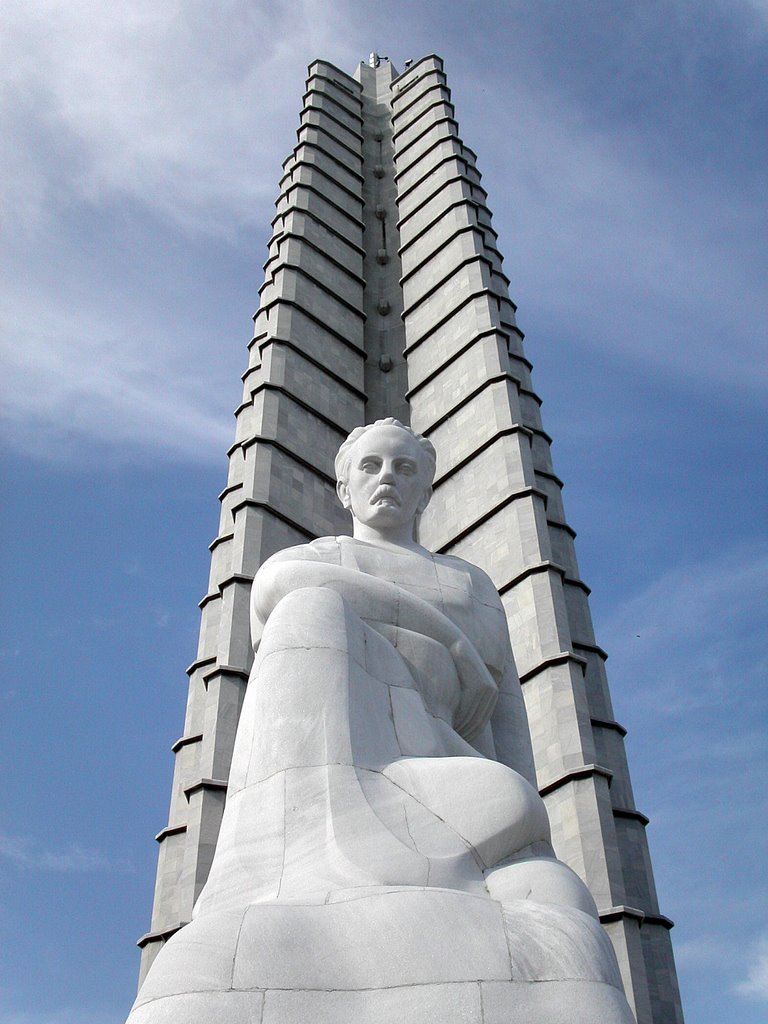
(356, 508, 411, 531)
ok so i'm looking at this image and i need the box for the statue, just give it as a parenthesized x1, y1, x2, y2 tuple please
(127, 419, 635, 1023)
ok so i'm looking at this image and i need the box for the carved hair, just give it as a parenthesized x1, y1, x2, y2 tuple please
(334, 418, 437, 487)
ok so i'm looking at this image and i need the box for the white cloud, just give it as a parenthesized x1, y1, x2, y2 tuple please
(1, 1, 764, 468)
(737, 932, 768, 1000)
(0, 285, 232, 464)
(1, 0, 361, 235)
(0, 832, 132, 873)
(466, 67, 766, 397)
(0, 1, 370, 464)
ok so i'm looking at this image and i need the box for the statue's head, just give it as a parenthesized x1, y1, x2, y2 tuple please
(335, 418, 436, 535)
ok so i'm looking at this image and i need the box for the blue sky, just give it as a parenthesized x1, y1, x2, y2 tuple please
(1, 2, 766, 1022)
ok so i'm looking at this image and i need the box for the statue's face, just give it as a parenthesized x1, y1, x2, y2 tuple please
(338, 425, 432, 533)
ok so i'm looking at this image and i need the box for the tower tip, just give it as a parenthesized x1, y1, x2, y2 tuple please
(366, 52, 393, 67)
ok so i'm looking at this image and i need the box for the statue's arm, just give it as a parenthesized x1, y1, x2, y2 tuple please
(253, 555, 404, 631)
(490, 650, 538, 784)
(439, 555, 538, 775)
(476, 568, 538, 783)
(249, 542, 337, 645)
(252, 551, 497, 741)
(254, 554, 468, 653)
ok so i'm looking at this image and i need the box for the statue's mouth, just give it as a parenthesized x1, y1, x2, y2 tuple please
(372, 487, 400, 506)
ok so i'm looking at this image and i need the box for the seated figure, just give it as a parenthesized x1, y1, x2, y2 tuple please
(127, 418, 635, 1024)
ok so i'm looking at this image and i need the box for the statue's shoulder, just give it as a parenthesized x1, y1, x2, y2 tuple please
(262, 536, 343, 567)
(307, 536, 345, 562)
(433, 552, 501, 603)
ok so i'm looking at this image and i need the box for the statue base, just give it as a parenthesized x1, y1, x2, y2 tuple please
(128, 887, 635, 1023)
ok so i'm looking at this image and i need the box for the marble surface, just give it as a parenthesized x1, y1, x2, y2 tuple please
(127, 422, 634, 1023)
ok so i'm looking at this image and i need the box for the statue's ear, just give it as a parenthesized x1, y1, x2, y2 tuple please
(336, 480, 351, 509)
(416, 485, 433, 514)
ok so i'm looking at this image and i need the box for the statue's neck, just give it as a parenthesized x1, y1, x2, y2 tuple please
(349, 524, 429, 557)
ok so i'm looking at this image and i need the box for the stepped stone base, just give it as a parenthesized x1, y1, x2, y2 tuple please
(128, 887, 635, 1024)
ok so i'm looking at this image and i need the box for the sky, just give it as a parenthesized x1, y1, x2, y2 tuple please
(1, 1, 766, 1021)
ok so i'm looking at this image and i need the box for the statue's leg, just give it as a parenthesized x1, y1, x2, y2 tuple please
(128, 586, 432, 1022)
(228, 585, 414, 791)
(484, 847, 600, 918)
(191, 585, 433, 919)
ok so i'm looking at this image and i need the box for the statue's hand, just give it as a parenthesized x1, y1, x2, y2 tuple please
(449, 635, 499, 743)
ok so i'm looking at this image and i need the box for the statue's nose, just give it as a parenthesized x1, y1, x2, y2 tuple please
(379, 462, 396, 483)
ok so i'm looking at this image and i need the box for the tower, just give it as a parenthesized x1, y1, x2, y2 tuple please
(136, 54, 684, 1024)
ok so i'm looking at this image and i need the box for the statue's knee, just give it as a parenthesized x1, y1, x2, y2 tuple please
(485, 855, 599, 918)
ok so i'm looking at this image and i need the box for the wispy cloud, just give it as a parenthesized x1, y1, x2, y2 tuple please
(739, 0, 768, 30)
(0, 287, 232, 464)
(0, 832, 132, 873)
(467, 61, 766, 397)
(675, 935, 731, 968)
(0, 1, 367, 464)
(2, 0, 359, 235)
(1, 2, 764, 467)
(737, 932, 768, 1000)
(595, 542, 767, 1016)
(599, 539, 768, 718)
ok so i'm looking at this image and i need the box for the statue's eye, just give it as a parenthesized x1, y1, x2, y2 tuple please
(397, 460, 417, 475)
(360, 458, 381, 472)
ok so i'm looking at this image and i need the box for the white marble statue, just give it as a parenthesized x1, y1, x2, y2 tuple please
(127, 418, 636, 1023)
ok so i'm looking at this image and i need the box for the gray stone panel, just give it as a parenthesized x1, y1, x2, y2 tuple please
(300, 105, 362, 155)
(499, 573, 574, 673)
(398, 155, 485, 217)
(278, 161, 363, 224)
(405, 296, 502, 386)
(284, 140, 363, 195)
(446, 505, 552, 597)
(236, 387, 348, 477)
(275, 208, 363, 272)
(265, 234, 363, 309)
(275, 183, 363, 248)
(409, 334, 514, 429)
(641, 925, 685, 1024)
(393, 100, 457, 155)
(303, 76, 362, 119)
(392, 82, 453, 134)
(425, 380, 524, 475)
(255, 342, 365, 434)
(398, 177, 479, 246)
(422, 439, 535, 547)
(522, 662, 598, 782)
(402, 207, 503, 277)
(396, 132, 464, 188)
(603, 916, 654, 1024)
(260, 268, 364, 347)
(403, 228, 503, 302)
(582, 662, 618, 728)
(296, 123, 363, 173)
(542, 774, 622, 910)
(253, 310, 365, 391)
(546, 515, 580, 575)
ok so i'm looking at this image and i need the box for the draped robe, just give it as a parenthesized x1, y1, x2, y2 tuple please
(128, 537, 635, 1023)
